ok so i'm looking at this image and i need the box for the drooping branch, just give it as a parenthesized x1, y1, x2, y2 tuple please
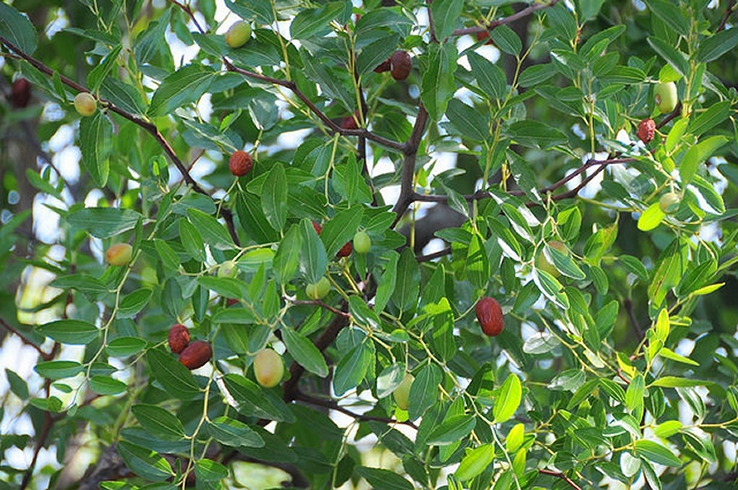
(538, 468, 583, 490)
(452, 0, 561, 37)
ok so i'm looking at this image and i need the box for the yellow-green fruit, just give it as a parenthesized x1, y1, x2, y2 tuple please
(306, 277, 331, 300)
(659, 192, 680, 214)
(535, 240, 565, 277)
(253, 349, 284, 388)
(106, 243, 133, 266)
(74, 92, 97, 116)
(225, 21, 252, 48)
(654, 81, 678, 114)
(393, 373, 414, 410)
(217, 260, 238, 278)
(353, 231, 371, 254)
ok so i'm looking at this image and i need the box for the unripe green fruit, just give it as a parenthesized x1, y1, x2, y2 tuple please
(654, 81, 678, 114)
(253, 349, 284, 388)
(353, 231, 371, 254)
(306, 277, 331, 300)
(659, 192, 680, 214)
(393, 373, 414, 410)
(74, 92, 97, 116)
(225, 21, 252, 48)
(217, 260, 238, 278)
(106, 243, 133, 266)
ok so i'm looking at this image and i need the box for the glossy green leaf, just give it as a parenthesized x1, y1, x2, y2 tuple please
(79, 112, 113, 187)
(37, 320, 98, 345)
(455, 444, 494, 481)
(634, 440, 681, 467)
(408, 363, 441, 420)
(494, 374, 522, 423)
(146, 350, 200, 400)
(186, 208, 235, 250)
(148, 64, 216, 117)
(132, 404, 186, 440)
(207, 416, 264, 448)
(281, 326, 328, 377)
(117, 441, 173, 481)
(0, 4, 37, 55)
(261, 163, 288, 232)
(421, 42, 457, 121)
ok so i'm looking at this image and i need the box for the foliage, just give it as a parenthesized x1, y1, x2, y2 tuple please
(2, 0, 738, 489)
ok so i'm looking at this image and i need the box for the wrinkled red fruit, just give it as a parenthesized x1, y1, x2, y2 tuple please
(341, 111, 359, 130)
(374, 58, 392, 73)
(637, 118, 655, 143)
(337, 241, 353, 257)
(475, 297, 504, 337)
(179, 340, 212, 369)
(229, 150, 253, 177)
(168, 324, 190, 354)
(390, 50, 412, 81)
(11, 78, 31, 108)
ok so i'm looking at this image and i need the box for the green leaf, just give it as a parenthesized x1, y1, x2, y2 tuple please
(647, 37, 689, 77)
(273, 224, 301, 284)
(35, 361, 83, 380)
(466, 232, 490, 289)
(503, 120, 567, 149)
(489, 25, 522, 55)
(224, 0, 274, 24)
(634, 440, 682, 467)
(468, 52, 506, 100)
(148, 64, 216, 117)
(395, 248, 420, 312)
(494, 374, 522, 423)
(408, 363, 441, 420)
(697, 27, 738, 62)
(106, 337, 147, 357)
(421, 42, 457, 121)
(36, 320, 99, 345)
(236, 192, 280, 243)
(132, 404, 186, 441)
(348, 296, 381, 330)
(445, 98, 489, 142)
(179, 219, 206, 261)
(118, 441, 173, 481)
(357, 35, 399, 76)
(427, 415, 476, 446)
(333, 342, 374, 396)
(66, 207, 142, 239)
(118, 289, 152, 319)
(374, 252, 399, 313)
(195, 459, 229, 482)
(644, 0, 689, 37)
(299, 218, 328, 284)
(222, 374, 295, 422)
(355, 467, 413, 490)
(261, 163, 288, 232)
(456, 444, 495, 481)
(207, 416, 264, 448)
(87, 45, 122, 94)
(654, 420, 682, 438)
(290, 2, 346, 39)
(0, 3, 38, 55)
(637, 202, 665, 231)
(89, 376, 127, 395)
(186, 208, 235, 250)
(518, 64, 557, 87)
(688, 101, 731, 137)
(146, 350, 201, 400)
(281, 326, 329, 378)
(79, 112, 113, 187)
(430, 0, 464, 40)
(6, 369, 29, 399)
(320, 207, 363, 259)
(100, 77, 147, 116)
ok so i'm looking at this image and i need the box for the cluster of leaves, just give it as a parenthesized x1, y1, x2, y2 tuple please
(2, 0, 738, 489)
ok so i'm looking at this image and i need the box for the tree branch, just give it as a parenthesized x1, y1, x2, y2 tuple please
(538, 468, 582, 490)
(391, 104, 429, 225)
(293, 390, 418, 429)
(717, 0, 736, 32)
(0, 318, 53, 361)
(453, 0, 561, 37)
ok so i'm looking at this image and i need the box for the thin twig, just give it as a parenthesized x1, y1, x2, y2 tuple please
(453, 0, 560, 37)
(417, 247, 452, 262)
(0, 318, 53, 361)
(287, 298, 351, 318)
(538, 468, 583, 490)
(294, 391, 418, 429)
(717, 0, 736, 32)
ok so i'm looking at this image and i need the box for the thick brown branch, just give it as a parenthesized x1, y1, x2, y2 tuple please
(391, 104, 429, 225)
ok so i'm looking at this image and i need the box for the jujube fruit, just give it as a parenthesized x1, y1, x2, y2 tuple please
(654, 81, 678, 114)
(637, 118, 655, 143)
(11, 78, 31, 108)
(353, 231, 371, 254)
(475, 297, 504, 337)
(253, 349, 284, 388)
(659, 192, 680, 214)
(374, 58, 391, 73)
(341, 112, 359, 130)
(229, 150, 253, 177)
(312, 221, 322, 234)
(168, 324, 190, 354)
(179, 340, 212, 370)
(217, 260, 238, 278)
(337, 241, 353, 257)
(106, 243, 133, 266)
(225, 20, 252, 48)
(393, 373, 414, 410)
(306, 276, 331, 300)
(74, 92, 97, 116)
(390, 50, 412, 81)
